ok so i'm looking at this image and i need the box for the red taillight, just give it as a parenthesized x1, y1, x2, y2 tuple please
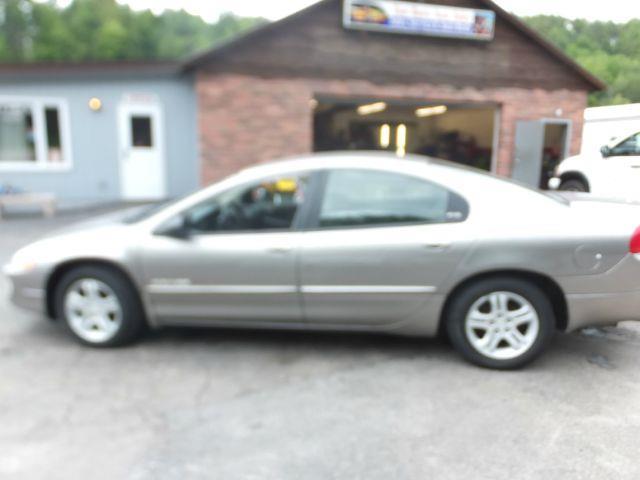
(631, 227, 640, 254)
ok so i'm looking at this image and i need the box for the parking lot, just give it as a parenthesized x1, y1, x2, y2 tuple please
(2, 210, 640, 479)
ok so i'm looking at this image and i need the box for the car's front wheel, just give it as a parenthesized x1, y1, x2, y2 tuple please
(54, 266, 146, 347)
(445, 277, 555, 369)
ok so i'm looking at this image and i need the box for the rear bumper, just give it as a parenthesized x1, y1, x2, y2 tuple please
(566, 291, 640, 331)
(562, 254, 640, 331)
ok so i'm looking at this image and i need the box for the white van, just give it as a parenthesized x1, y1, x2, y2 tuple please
(550, 104, 640, 201)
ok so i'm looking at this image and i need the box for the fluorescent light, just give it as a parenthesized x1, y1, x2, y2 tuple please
(357, 101, 387, 115)
(415, 105, 448, 117)
(379, 124, 391, 148)
(396, 124, 407, 157)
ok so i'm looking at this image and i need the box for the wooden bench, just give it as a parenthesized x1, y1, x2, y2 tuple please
(0, 193, 57, 220)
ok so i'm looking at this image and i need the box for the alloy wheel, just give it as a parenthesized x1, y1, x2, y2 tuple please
(464, 291, 540, 360)
(63, 278, 123, 344)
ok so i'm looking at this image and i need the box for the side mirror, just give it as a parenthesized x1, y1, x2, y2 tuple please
(600, 145, 612, 157)
(155, 214, 192, 240)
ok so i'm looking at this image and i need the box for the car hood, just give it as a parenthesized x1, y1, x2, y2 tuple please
(556, 153, 599, 170)
(42, 205, 149, 239)
(8, 209, 148, 271)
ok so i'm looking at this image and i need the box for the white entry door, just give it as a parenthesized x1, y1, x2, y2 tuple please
(118, 101, 166, 200)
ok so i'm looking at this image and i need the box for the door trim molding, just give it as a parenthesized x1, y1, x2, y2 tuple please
(301, 285, 437, 294)
(147, 284, 437, 295)
(147, 284, 298, 295)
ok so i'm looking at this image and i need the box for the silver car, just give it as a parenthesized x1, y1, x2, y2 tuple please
(5, 152, 640, 369)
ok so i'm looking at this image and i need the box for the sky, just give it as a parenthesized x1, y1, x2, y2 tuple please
(50, 0, 640, 24)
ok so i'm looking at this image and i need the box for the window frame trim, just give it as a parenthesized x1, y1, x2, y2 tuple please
(0, 95, 73, 172)
(301, 168, 470, 232)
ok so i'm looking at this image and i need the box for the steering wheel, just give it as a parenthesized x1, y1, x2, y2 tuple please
(217, 201, 248, 230)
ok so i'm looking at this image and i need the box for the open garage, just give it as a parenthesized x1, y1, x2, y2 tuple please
(313, 98, 498, 171)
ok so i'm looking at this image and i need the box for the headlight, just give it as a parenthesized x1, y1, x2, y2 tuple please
(548, 177, 561, 190)
(3, 247, 41, 276)
(3, 260, 38, 276)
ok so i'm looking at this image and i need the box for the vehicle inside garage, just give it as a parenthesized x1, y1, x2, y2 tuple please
(313, 97, 497, 171)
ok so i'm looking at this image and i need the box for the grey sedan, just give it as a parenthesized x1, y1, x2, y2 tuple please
(5, 152, 640, 369)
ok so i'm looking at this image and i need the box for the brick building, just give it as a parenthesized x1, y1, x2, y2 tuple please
(0, 0, 604, 204)
(186, 0, 603, 189)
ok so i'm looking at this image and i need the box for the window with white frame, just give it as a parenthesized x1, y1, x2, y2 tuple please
(0, 97, 71, 169)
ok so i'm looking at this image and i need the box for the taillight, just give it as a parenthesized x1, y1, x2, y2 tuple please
(630, 226, 640, 254)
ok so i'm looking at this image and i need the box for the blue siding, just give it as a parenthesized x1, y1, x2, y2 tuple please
(0, 74, 199, 205)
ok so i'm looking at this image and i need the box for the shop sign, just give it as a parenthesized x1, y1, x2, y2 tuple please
(343, 0, 496, 41)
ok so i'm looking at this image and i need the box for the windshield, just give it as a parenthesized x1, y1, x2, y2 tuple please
(122, 195, 190, 224)
(421, 156, 570, 206)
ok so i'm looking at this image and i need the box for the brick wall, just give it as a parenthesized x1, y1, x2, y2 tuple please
(197, 72, 588, 185)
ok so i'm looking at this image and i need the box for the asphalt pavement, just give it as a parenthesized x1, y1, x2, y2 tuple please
(1, 210, 640, 479)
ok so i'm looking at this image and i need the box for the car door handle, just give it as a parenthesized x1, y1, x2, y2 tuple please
(267, 247, 293, 254)
(423, 242, 451, 250)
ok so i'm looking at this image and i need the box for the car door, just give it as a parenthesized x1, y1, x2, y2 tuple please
(602, 132, 640, 201)
(140, 171, 313, 326)
(299, 168, 471, 327)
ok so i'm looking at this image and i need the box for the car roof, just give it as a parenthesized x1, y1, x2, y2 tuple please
(234, 151, 566, 208)
(236, 151, 474, 178)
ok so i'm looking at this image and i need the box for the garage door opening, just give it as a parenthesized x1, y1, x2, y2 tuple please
(540, 122, 570, 189)
(313, 97, 499, 171)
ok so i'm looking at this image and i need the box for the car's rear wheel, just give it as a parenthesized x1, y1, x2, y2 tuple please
(559, 179, 587, 192)
(54, 266, 146, 347)
(445, 277, 555, 369)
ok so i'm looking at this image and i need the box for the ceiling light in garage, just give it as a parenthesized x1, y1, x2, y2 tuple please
(357, 101, 387, 115)
(379, 124, 391, 148)
(415, 105, 448, 117)
(396, 124, 407, 157)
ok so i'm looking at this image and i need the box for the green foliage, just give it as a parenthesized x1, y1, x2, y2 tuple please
(524, 15, 640, 106)
(0, 0, 266, 62)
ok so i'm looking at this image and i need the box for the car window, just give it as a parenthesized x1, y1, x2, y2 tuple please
(186, 173, 309, 233)
(318, 169, 468, 228)
(610, 132, 640, 156)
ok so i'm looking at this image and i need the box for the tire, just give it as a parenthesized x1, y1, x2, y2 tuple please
(559, 179, 587, 192)
(54, 265, 146, 347)
(445, 277, 555, 370)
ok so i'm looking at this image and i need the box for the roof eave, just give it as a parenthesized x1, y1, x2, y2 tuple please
(182, 0, 332, 71)
(89, 0, 604, 93)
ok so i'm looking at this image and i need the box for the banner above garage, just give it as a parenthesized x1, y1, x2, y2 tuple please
(343, 0, 496, 41)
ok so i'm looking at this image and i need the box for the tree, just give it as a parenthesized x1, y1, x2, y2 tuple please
(1, 0, 33, 61)
(0, 0, 265, 62)
(524, 15, 640, 106)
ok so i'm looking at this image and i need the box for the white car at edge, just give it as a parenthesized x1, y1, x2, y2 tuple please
(550, 130, 640, 201)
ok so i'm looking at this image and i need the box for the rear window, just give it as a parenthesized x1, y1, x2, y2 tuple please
(318, 169, 469, 228)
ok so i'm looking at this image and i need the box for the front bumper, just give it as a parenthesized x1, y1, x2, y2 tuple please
(2, 264, 47, 314)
